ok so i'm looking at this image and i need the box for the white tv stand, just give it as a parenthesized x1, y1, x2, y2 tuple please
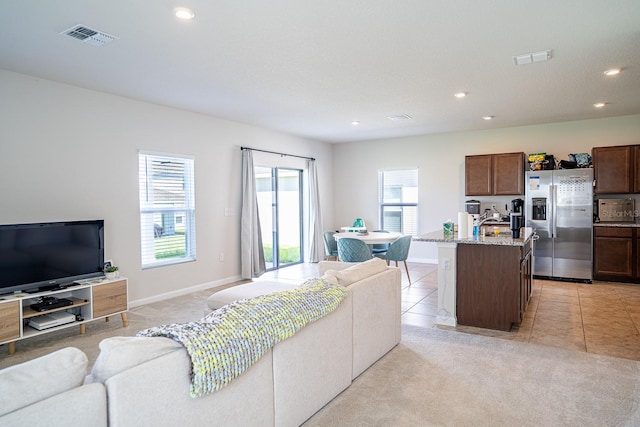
(0, 277, 128, 355)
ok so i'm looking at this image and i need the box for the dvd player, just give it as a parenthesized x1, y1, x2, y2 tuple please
(28, 311, 76, 330)
(30, 297, 73, 312)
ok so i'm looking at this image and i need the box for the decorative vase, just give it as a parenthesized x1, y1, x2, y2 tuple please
(105, 271, 118, 280)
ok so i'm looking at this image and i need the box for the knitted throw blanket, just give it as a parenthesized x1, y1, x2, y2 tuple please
(137, 277, 347, 398)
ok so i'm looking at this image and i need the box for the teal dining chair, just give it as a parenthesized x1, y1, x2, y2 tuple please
(380, 235, 412, 284)
(337, 238, 372, 262)
(371, 230, 390, 255)
(323, 231, 339, 260)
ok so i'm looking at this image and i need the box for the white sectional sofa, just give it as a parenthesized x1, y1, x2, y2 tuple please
(0, 258, 401, 427)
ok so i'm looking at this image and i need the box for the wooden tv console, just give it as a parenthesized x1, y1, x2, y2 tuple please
(0, 277, 128, 355)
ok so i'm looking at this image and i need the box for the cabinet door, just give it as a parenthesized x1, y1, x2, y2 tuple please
(93, 280, 128, 319)
(494, 152, 525, 195)
(634, 146, 640, 193)
(465, 155, 492, 196)
(0, 301, 21, 342)
(593, 146, 632, 194)
(519, 247, 533, 321)
(594, 236, 633, 278)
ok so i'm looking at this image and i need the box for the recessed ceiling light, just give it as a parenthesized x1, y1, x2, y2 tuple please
(175, 7, 195, 20)
(482, 116, 495, 120)
(351, 121, 360, 126)
(454, 92, 467, 98)
(593, 102, 607, 108)
(603, 68, 621, 76)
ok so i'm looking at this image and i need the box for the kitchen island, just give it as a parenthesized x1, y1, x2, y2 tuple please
(414, 227, 534, 331)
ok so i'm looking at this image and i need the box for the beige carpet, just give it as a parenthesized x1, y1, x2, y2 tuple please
(2, 290, 639, 426)
(305, 325, 640, 427)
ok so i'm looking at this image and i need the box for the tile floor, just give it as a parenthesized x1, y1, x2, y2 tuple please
(262, 261, 640, 361)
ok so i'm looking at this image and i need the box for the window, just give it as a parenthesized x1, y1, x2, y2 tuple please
(138, 151, 196, 268)
(378, 169, 418, 235)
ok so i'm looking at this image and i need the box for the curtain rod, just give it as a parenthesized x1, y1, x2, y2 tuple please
(241, 146, 315, 161)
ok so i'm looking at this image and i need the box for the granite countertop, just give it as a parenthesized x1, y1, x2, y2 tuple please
(413, 227, 534, 246)
(593, 222, 640, 228)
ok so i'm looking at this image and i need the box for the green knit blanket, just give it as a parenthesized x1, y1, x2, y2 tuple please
(137, 277, 347, 398)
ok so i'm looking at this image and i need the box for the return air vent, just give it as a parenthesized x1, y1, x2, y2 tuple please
(61, 25, 117, 46)
(387, 114, 412, 121)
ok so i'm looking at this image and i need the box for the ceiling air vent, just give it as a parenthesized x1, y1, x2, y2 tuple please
(61, 25, 117, 46)
(513, 50, 552, 65)
(387, 114, 412, 121)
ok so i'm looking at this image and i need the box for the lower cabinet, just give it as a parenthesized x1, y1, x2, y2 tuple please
(457, 241, 532, 331)
(593, 227, 636, 282)
(0, 278, 128, 355)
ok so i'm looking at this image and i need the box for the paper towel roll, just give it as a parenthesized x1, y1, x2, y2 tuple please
(467, 214, 474, 238)
(458, 212, 468, 238)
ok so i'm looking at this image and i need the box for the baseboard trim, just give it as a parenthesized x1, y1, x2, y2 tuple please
(406, 257, 437, 264)
(129, 275, 243, 308)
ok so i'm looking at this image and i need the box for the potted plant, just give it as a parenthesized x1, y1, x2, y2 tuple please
(104, 265, 119, 280)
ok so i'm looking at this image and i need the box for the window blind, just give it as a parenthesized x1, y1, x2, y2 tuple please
(138, 151, 196, 268)
(378, 169, 418, 235)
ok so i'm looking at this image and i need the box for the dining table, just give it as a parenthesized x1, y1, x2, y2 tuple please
(333, 231, 402, 245)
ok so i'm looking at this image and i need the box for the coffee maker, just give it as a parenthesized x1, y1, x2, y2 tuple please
(510, 198, 524, 238)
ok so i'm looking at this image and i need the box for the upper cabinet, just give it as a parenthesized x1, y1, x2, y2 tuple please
(465, 152, 525, 196)
(592, 145, 640, 194)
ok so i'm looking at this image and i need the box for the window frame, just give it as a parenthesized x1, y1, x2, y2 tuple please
(138, 150, 196, 269)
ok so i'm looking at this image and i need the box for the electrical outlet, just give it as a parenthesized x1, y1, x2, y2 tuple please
(443, 259, 450, 270)
(219, 252, 225, 262)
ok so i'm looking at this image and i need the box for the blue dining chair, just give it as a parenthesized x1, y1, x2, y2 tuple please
(337, 238, 372, 262)
(381, 235, 412, 284)
(323, 231, 339, 260)
(371, 230, 390, 255)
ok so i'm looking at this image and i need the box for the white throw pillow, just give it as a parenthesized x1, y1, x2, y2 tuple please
(88, 336, 182, 384)
(0, 347, 88, 416)
(330, 257, 388, 286)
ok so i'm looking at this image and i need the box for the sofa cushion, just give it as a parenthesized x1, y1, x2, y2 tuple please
(322, 257, 388, 286)
(88, 336, 182, 384)
(0, 347, 88, 416)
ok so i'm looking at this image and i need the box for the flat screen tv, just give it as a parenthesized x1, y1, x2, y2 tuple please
(0, 220, 105, 294)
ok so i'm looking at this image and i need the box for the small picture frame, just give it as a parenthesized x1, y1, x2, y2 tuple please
(103, 261, 112, 271)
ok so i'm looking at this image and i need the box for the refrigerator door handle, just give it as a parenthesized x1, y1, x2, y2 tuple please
(549, 184, 555, 238)
(551, 184, 558, 238)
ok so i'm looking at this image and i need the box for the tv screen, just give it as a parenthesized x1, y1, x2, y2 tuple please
(0, 220, 105, 294)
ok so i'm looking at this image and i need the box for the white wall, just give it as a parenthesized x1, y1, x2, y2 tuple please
(0, 70, 334, 304)
(332, 115, 640, 262)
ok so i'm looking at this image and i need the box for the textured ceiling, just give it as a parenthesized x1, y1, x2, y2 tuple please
(1, 1, 639, 142)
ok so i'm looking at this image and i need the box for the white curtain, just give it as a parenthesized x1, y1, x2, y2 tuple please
(307, 159, 323, 262)
(241, 150, 266, 278)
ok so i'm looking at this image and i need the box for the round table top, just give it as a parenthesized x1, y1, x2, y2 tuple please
(333, 231, 402, 244)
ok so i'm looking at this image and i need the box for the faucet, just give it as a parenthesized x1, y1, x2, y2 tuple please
(477, 216, 500, 227)
(476, 216, 501, 236)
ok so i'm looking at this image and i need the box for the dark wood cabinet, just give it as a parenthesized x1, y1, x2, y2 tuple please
(456, 240, 532, 331)
(592, 145, 635, 194)
(465, 154, 493, 196)
(634, 146, 640, 193)
(593, 227, 635, 281)
(465, 152, 525, 196)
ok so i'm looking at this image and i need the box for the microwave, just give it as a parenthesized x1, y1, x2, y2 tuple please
(598, 198, 635, 222)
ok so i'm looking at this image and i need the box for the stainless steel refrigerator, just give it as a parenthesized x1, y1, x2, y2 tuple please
(525, 169, 593, 282)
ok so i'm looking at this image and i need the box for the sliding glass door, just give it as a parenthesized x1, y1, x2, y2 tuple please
(255, 166, 303, 270)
